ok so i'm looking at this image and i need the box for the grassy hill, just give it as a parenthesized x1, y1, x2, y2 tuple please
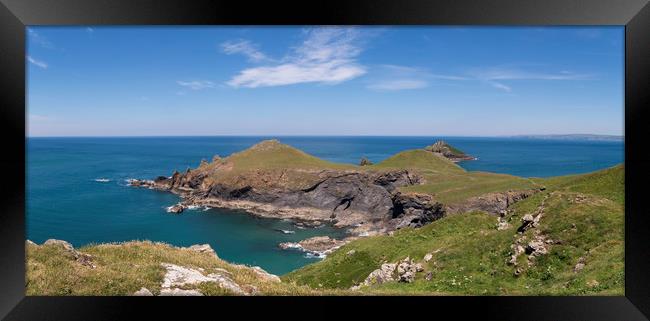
(283, 165, 624, 295)
(197, 139, 356, 190)
(370, 149, 539, 204)
(225, 139, 355, 172)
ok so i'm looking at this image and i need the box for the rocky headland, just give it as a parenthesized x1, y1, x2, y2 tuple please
(128, 139, 540, 254)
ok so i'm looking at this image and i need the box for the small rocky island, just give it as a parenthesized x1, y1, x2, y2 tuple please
(423, 140, 476, 162)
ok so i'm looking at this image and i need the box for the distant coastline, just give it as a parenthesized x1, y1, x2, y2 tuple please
(507, 134, 624, 142)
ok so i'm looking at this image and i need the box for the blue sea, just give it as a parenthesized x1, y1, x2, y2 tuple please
(26, 136, 624, 275)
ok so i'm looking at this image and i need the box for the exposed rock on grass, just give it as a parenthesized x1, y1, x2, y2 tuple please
(355, 256, 426, 288)
(185, 244, 217, 257)
(446, 189, 539, 216)
(574, 257, 586, 273)
(160, 263, 246, 295)
(423, 253, 433, 262)
(361, 263, 397, 286)
(396, 257, 424, 283)
(133, 287, 153, 296)
(42, 239, 96, 269)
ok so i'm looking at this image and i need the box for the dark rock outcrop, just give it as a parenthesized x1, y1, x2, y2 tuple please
(445, 189, 539, 216)
(132, 166, 434, 232)
(391, 192, 445, 229)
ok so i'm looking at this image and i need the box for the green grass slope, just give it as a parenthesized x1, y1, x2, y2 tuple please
(371, 149, 538, 204)
(284, 165, 624, 295)
(225, 139, 355, 171)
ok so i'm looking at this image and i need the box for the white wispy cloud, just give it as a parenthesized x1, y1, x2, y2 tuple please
(367, 65, 430, 91)
(221, 39, 269, 62)
(368, 79, 429, 91)
(467, 66, 594, 92)
(28, 29, 55, 49)
(367, 64, 593, 93)
(226, 27, 367, 88)
(176, 80, 216, 90)
(487, 81, 512, 92)
(86, 27, 94, 33)
(468, 67, 594, 81)
(366, 65, 467, 91)
(27, 56, 48, 69)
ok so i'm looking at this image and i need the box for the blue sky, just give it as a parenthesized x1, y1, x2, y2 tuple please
(27, 26, 624, 137)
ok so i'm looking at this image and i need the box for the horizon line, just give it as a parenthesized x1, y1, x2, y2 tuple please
(25, 133, 625, 139)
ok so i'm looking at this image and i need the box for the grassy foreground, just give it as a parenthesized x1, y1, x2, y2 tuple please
(26, 241, 350, 296)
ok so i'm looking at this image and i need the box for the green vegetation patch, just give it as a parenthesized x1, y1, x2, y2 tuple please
(370, 149, 538, 204)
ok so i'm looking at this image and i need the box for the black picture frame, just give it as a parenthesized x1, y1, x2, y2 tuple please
(1, 0, 649, 320)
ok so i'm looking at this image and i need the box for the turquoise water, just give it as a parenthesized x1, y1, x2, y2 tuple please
(26, 136, 623, 274)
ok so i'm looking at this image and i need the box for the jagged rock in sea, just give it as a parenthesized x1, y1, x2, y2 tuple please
(167, 204, 185, 214)
(279, 236, 346, 257)
(359, 157, 373, 166)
